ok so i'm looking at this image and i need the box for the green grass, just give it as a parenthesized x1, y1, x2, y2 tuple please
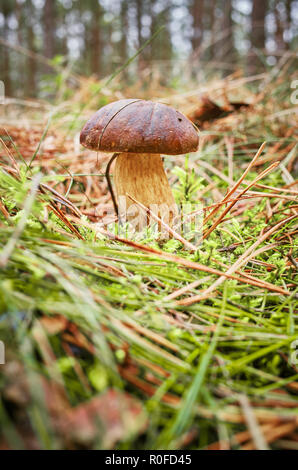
(0, 69, 297, 449)
(0, 163, 297, 449)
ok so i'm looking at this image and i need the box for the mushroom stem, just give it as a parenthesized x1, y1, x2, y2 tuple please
(114, 153, 177, 230)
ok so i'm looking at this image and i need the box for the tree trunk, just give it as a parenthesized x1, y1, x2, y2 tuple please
(285, 0, 293, 49)
(135, 0, 146, 71)
(286, 0, 292, 27)
(274, 0, 287, 52)
(208, 0, 216, 61)
(90, 1, 102, 76)
(120, 0, 128, 65)
(221, 0, 235, 67)
(136, 0, 143, 48)
(26, 0, 37, 97)
(191, 0, 205, 53)
(248, 0, 268, 74)
(2, 4, 12, 96)
(150, 3, 172, 62)
(43, 0, 56, 59)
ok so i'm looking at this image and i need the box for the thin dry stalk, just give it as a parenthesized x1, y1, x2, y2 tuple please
(0, 198, 9, 219)
(238, 394, 269, 450)
(203, 142, 267, 226)
(242, 421, 297, 450)
(203, 161, 280, 240)
(0, 135, 20, 174)
(164, 276, 212, 301)
(225, 136, 234, 183)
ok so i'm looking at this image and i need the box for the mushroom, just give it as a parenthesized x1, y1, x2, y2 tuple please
(80, 99, 199, 230)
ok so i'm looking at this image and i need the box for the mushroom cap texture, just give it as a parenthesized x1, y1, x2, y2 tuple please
(80, 99, 199, 155)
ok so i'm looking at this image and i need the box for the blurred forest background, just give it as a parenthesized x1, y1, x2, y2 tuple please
(0, 0, 297, 99)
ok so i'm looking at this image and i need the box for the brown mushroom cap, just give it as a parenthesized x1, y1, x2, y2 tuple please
(80, 99, 199, 155)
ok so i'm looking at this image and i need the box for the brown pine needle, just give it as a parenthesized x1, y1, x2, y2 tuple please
(0, 136, 20, 174)
(203, 141, 267, 226)
(202, 160, 280, 240)
(48, 204, 84, 240)
(0, 197, 9, 219)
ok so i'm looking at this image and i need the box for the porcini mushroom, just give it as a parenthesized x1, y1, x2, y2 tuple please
(80, 99, 199, 229)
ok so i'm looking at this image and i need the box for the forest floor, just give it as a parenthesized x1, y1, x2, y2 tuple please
(0, 66, 297, 450)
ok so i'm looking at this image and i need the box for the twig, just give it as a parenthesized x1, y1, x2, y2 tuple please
(202, 160, 280, 240)
(238, 394, 269, 450)
(203, 142, 267, 226)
